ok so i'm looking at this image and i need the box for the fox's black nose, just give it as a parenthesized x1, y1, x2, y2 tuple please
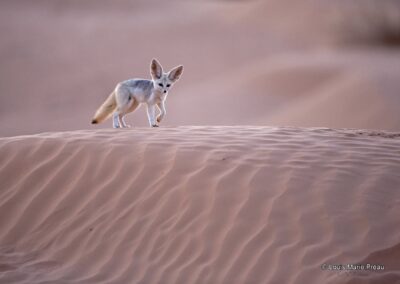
(164, 90, 167, 93)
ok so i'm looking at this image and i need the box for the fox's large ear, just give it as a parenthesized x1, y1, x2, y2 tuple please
(150, 58, 163, 79)
(168, 65, 184, 82)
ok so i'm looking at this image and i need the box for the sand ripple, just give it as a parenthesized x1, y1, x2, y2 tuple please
(0, 127, 399, 284)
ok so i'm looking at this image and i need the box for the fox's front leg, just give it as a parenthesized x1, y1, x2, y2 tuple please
(146, 104, 158, 127)
(156, 101, 166, 124)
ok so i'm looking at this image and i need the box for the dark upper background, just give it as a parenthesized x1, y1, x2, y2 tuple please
(1, 0, 399, 136)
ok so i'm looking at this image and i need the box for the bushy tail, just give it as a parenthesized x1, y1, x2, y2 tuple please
(91, 91, 117, 124)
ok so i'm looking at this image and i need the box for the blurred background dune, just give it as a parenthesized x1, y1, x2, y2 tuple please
(1, 0, 399, 136)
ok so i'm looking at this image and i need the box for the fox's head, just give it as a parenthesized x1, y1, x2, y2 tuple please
(150, 58, 184, 94)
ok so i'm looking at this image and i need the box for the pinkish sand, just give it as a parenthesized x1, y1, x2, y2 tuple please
(1, 0, 400, 283)
(0, 126, 399, 284)
(0, 0, 400, 136)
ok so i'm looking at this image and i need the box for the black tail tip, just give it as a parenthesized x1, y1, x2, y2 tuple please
(91, 119, 98, 124)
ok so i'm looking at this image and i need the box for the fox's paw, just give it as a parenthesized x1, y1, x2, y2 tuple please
(152, 124, 159, 128)
(156, 116, 162, 123)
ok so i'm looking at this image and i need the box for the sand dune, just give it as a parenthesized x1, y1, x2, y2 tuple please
(1, 0, 399, 283)
(1, 0, 400, 136)
(174, 51, 400, 130)
(0, 127, 399, 284)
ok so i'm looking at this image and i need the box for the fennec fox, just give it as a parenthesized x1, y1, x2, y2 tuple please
(91, 59, 183, 128)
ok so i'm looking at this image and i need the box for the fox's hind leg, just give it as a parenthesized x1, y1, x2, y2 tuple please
(119, 99, 139, 128)
(119, 114, 129, 128)
(113, 103, 132, 128)
(112, 112, 122, 128)
(112, 111, 130, 128)
(113, 86, 136, 128)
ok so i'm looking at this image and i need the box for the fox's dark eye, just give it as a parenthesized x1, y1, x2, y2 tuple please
(158, 83, 164, 87)
(166, 84, 171, 87)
